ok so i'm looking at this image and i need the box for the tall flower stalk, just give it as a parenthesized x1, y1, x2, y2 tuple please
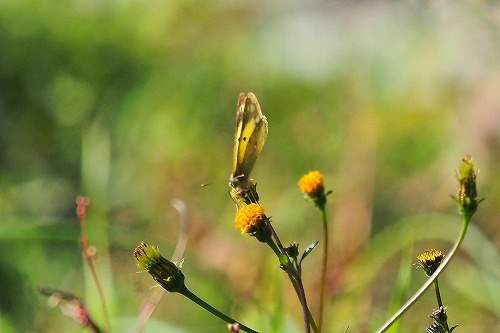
(234, 203, 317, 333)
(298, 171, 331, 333)
(134, 242, 259, 333)
(76, 196, 110, 332)
(375, 155, 483, 333)
(417, 249, 457, 332)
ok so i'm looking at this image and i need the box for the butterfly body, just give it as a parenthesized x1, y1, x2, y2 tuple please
(229, 93, 268, 205)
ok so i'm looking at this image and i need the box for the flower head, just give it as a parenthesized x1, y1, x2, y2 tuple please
(298, 171, 324, 196)
(454, 155, 483, 219)
(134, 242, 185, 293)
(417, 249, 444, 276)
(235, 203, 266, 233)
(234, 203, 271, 242)
(298, 170, 329, 209)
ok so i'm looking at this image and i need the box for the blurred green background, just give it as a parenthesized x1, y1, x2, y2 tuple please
(0, 1, 499, 332)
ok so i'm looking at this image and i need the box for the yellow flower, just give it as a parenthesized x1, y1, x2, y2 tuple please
(417, 249, 444, 276)
(299, 171, 324, 197)
(298, 171, 330, 210)
(235, 203, 267, 234)
(298, 170, 324, 197)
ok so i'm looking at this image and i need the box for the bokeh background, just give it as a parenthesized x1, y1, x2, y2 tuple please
(0, 1, 499, 332)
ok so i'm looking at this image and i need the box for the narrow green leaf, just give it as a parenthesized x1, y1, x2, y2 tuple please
(300, 240, 319, 264)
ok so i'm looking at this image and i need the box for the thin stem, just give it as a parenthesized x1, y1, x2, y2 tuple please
(88, 318, 105, 333)
(180, 286, 258, 333)
(295, 275, 312, 333)
(318, 207, 329, 333)
(374, 215, 470, 333)
(265, 236, 312, 333)
(433, 279, 443, 308)
(286, 265, 318, 333)
(83, 253, 110, 332)
(77, 200, 110, 333)
(309, 308, 319, 332)
(266, 222, 317, 333)
(285, 266, 316, 332)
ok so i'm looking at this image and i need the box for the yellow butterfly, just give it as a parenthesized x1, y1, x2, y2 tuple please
(229, 93, 268, 205)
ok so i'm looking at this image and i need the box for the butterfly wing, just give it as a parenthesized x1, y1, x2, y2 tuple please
(231, 93, 268, 184)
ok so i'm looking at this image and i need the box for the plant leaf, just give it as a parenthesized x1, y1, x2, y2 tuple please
(300, 240, 319, 264)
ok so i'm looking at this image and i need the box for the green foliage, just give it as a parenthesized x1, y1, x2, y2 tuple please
(0, 1, 498, 332)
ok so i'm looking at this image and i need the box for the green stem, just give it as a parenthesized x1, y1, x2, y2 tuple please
(180, 286, 258, 333)
(296, 274, 312, 333)
(318, 207, 329, 333)
(79, 214, 110, 333)
(433, 279, 443, 308)
(84, 255, 110, 332)
(265, 223, 317, 333)
(374, 215, 470, 333)
(285, 266, 318, 333)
